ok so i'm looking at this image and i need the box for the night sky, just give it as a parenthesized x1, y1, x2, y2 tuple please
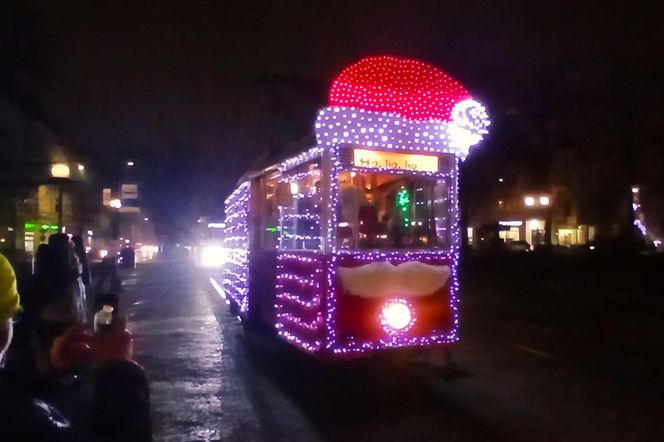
(18, 0, 664, 238)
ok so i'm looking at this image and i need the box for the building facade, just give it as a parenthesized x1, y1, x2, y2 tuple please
(468, 181, 596, 250)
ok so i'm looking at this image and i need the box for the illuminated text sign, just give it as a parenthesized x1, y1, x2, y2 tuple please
(352, 149, 438, 172)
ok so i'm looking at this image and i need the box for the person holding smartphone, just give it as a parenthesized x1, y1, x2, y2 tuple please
(0, 253, 152, 441)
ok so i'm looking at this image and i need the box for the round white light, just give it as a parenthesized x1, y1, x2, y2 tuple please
(524, 196, 535, 207)
(380, 300, 413, 332)
(51, 163, 70, 178)
(200, 245, 227, 268)
(539, 196, 550, 206)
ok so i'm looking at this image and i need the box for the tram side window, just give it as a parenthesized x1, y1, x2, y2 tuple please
(266, 162, 322, 251)
(260, 174, 281, 250)
(336, 171, 451, 250)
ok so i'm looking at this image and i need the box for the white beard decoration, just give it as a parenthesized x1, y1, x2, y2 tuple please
(338, 261, 451, 298)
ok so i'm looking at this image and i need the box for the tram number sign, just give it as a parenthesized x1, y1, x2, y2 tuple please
(352, 149, 438, 173)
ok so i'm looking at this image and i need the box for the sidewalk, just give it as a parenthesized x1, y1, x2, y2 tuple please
(120, 261, 259, 441)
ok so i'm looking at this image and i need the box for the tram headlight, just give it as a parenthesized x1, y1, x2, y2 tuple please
(380, 299, 415, 333)
(200, 245, 227, 268)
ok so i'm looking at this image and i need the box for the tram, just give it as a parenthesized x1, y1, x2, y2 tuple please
(221, 55, 490, 358)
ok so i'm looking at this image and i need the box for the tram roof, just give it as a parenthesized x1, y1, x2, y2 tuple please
(238, 134, 317, 184)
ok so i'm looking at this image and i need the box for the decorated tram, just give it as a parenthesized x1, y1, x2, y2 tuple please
(220, 56, 489, 358)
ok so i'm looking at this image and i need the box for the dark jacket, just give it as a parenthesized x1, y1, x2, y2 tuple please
(0, 360, 151, 441)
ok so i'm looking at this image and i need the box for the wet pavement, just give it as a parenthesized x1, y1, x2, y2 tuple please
(121, 260, 317, 442)
(122, 263, 225, 441)
(121, 259, 664, 442)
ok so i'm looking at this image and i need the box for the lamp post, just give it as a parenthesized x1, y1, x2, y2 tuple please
(50, 162, 86, 233)
(50, 163, 71, 232)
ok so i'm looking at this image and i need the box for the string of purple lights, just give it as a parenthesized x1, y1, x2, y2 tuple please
(222, 181, 251, 313)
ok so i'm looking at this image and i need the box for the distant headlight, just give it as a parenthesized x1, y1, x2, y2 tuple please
(200, 245, 227, 268)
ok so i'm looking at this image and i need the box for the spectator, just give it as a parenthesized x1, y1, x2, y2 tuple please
(42, 234, 87, 327)
(1, 245, 47, 382)
(95, 253, 121, 294)
(386, 192, 405, 247)
(0, 253, 22, 343)
(72, 236, 91, 287)
(35, 243, 53, 277)
(0, 253, 152, 441)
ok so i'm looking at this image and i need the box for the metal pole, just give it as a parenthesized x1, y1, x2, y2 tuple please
(57, 182, 64, 231)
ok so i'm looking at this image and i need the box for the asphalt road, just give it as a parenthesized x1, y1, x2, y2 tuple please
(121, 257, 664, 442)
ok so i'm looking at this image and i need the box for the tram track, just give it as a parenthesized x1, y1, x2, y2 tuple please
(203, 266, 664, 441)
(466, 328, 557, 359)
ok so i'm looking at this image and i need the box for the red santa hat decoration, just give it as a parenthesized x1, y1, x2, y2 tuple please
(315, 55, 490, 160)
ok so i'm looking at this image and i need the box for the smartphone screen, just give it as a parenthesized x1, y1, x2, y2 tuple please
(94, 292, 120, 325)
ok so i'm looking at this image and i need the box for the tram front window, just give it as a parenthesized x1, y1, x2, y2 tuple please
(336, 171, 452, 250)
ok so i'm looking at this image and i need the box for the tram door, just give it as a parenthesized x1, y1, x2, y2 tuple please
(247, 175, 278, 328)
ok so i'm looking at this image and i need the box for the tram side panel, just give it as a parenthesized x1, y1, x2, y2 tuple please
(222, 182, 251, 315)
(275, 251, 326, 353)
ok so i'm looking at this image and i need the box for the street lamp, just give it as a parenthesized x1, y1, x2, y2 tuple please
(50, 163, 76, 230)
(127, 161, 135, 167)
(51, 163, 71, 178)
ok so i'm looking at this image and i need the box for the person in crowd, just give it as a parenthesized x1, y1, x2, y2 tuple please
(72, 236, 91, 287)
(386, 192, 405, 247)
(0, 253, 152, 441)
(7, 236, 91, 385)
(95, 250, 121, 294)
(34, 243, 52, 278)
(43, 234, 87, 325)
(30, 235, 88, 375)
(2, 243, 56, 379)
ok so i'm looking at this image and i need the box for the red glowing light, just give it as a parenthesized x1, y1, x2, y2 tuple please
(329, 55, 470, 121)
